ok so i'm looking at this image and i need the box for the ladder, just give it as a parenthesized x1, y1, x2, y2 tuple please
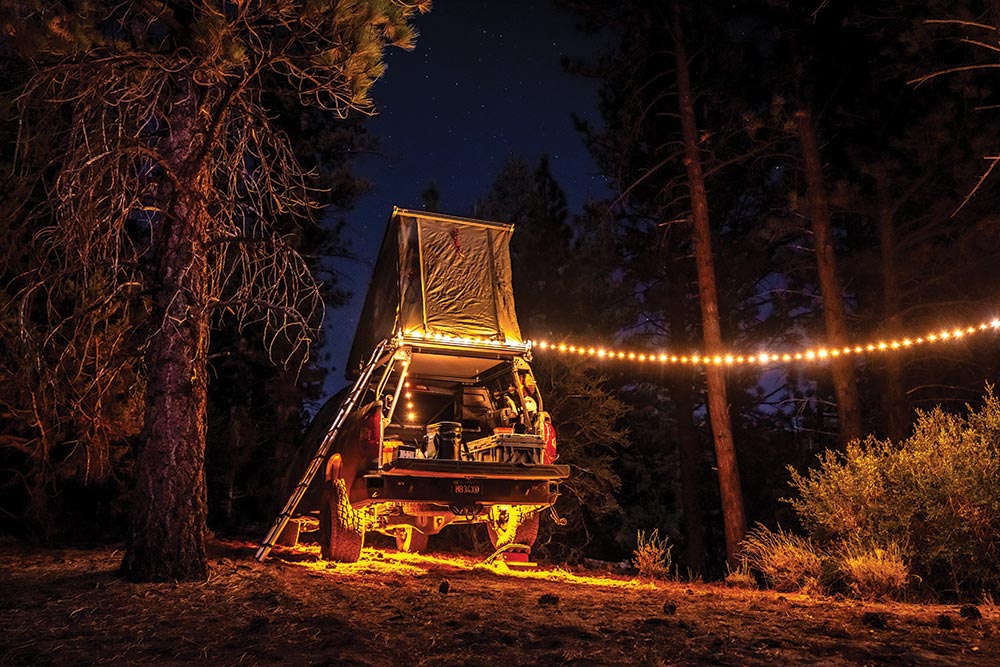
(255, 339, 392, 562)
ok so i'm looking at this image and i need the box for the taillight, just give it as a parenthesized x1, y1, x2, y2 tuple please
(361, 407, 382, 461)
(542, 415, 557, 464)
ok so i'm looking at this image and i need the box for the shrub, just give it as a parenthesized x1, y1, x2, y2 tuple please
(724, 558, 758, 590)
(741, 524, 825, 593)
(838, 541, 909, 600)
(788, 386, 1000, 598)
(633, 528, 672, 580)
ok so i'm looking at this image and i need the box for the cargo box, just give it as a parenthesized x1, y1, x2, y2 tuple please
(466, 433, 545, 465)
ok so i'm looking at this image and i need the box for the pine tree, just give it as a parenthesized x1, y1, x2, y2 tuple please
(670, 1, 747, 568)
(3, 0, 428, 581)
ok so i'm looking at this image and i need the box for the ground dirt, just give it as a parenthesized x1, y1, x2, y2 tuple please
(1, 537, 997, 666)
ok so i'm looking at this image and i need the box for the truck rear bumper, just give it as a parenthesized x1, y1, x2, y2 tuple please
(380, 459, 569, 479)
(358, 460, 569, 506)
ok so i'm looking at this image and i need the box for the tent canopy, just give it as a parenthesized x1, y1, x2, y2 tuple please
(347, 208, 522, 376)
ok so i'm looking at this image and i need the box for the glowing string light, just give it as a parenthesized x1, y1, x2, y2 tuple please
(532, 317, 1000, 367)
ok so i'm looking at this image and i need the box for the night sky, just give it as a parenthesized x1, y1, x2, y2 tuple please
(324, 0, 612, 394)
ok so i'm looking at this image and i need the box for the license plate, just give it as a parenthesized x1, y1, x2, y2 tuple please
(452, 482, 481, 495)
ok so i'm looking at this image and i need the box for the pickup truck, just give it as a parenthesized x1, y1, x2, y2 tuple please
(267, 208, 569, 562)
(312, 334, 567, 561)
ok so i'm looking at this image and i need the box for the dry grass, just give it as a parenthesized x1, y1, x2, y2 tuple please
(839, 542, 909, 600)
(742, 524, 825, 593)
(632, 529, 673, 581)
(724, 559, 758, 590)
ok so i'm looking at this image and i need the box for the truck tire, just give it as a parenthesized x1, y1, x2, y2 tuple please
(394, 526, 430, 553)
(487, 506, 540, 549)
(319, 478, 364, 562)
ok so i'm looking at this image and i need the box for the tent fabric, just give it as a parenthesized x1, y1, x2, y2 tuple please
(346, 221, 400, 377)
(346, 208, 522, 376)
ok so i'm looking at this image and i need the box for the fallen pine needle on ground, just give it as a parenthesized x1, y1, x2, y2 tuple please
(1, 539, 996, 666)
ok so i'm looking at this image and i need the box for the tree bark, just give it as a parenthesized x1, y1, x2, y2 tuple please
(874, 165, 908, 443)
(795, 108, 863, 445)
(673, 368, 707, 575)
(665, 254, 706, 574)
(672, 1, 746, 569)
(121, 105, 211, 582)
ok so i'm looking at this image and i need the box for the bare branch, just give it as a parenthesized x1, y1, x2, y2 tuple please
(907, 63, 1000, 87)
(924, 19, 998, 32)
(951, 157, 1000, 218)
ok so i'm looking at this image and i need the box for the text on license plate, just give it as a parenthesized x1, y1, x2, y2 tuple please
(452, 482, 481, 495)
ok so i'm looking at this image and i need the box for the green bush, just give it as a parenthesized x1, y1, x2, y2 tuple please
(741, 524, 825, 593)
(788, 387, 1000, 598)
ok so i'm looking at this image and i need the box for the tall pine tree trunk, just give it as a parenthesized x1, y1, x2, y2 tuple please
(666, 257, 706, 574)
(795, 108, 863, 445)
(874, 165, 908, 443)
(121, 105, 211, 582)
(673, 368, 707, 575)
(672, 1, 746, 568)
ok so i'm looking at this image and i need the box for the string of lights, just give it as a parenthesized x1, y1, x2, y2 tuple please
(532, 317, 1000, 367)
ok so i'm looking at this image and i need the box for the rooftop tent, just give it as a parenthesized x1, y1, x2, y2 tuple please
(346, 208, 522, 375)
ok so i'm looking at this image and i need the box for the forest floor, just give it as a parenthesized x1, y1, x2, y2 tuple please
(1, 536, 998, 667)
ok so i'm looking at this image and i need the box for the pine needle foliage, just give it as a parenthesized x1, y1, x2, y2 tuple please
(6, 0, 429, 361)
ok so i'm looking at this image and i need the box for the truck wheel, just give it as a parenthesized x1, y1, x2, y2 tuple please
(486, 506, 540, 549)
(319, 478, 364, 562)
(394, 526, 429, 553)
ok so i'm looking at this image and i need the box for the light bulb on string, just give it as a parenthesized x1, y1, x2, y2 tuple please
(527, 314, 1000, 370)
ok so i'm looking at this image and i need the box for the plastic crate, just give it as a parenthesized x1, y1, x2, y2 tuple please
(466, 433, 544, 465)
